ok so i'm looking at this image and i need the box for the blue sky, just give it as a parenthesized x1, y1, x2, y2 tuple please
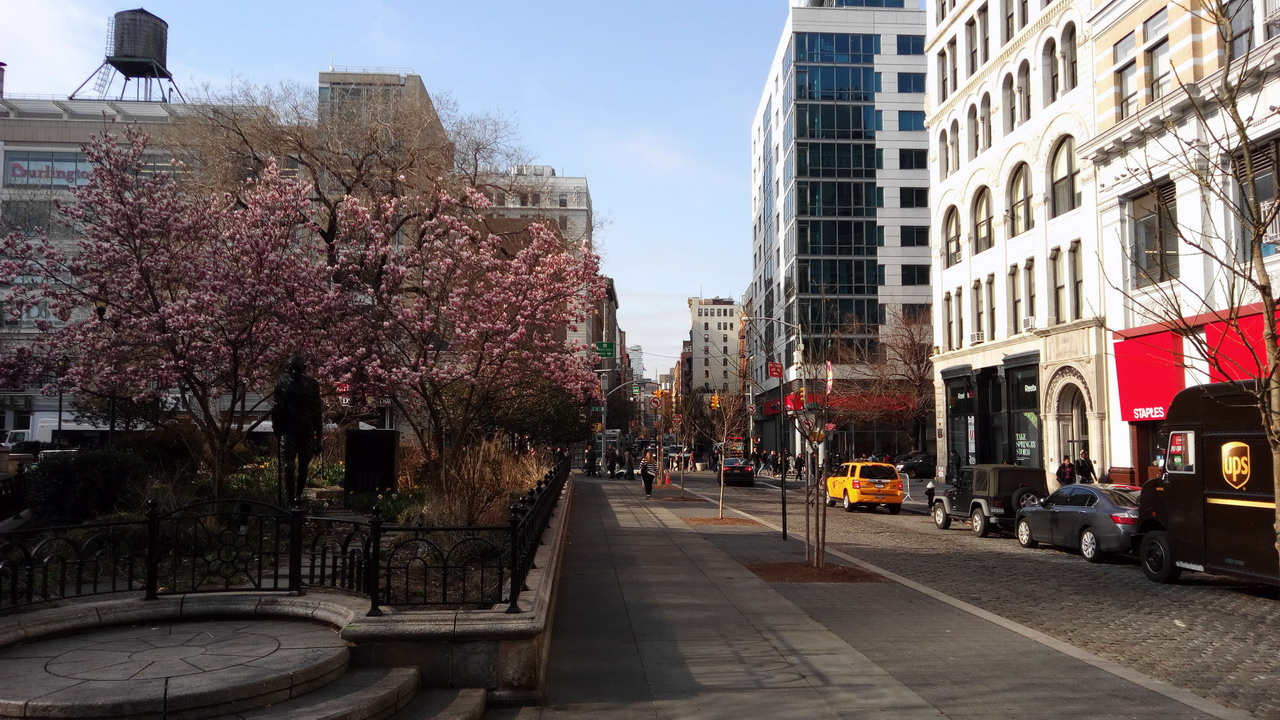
(1, 0, 790, 375)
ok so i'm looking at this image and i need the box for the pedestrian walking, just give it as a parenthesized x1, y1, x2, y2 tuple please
(639, 451, 657, 498)
(1056, 455, 1077, 485)
(1075, 450, 1096, 484)
(624, 449, 635, 481)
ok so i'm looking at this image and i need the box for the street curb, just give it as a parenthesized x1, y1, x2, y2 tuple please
(676, 486, 1253, 720)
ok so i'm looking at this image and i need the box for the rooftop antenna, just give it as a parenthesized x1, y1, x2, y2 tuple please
(71, 8, 185, 102)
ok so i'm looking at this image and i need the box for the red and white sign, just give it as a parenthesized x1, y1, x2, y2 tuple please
(1113, 331, 1185, 422)
(673, 414, 683, 426)
(824, 423, 836, 431)
(648, 397, 660, 409)
(767, 362, 783, 378)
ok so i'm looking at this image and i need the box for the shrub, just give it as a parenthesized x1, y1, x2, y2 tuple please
(25, 448, 149, 524)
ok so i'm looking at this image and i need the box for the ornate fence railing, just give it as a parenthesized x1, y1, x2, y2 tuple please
(0, 458, 570, 615)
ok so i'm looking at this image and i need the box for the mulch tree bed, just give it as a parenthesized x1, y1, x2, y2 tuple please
(684, 517, 760, 526)
(745, 561, 890, 583)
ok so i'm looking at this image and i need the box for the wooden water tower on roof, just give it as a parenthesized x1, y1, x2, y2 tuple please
(71, 8, 185, 102)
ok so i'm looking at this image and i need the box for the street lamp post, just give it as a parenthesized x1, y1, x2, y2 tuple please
(94, 299, 117, 446)
(741, 314, 804, 541)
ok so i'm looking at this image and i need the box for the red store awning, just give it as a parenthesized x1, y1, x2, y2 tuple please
(1113, 331, 1184, 422)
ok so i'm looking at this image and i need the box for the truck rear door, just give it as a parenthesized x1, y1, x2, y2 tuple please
(1202, 433, 1278, 581)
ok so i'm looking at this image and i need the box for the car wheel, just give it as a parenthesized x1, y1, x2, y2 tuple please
(933, 502, 951, 529)
(1016, 519, 1038, 548)
(843, 492, 854, 512)
(887, 504, 902, 515)
(825, 494, 837, 507)
(1080, 528, 1102, 563)
(971, 508, 990, 537)
(1140, 530, 1182, 583)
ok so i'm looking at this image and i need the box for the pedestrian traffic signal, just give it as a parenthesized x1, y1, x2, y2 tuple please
(710, 394, 720, 409)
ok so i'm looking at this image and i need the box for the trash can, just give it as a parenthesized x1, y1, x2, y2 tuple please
(343, 429, 399, 494)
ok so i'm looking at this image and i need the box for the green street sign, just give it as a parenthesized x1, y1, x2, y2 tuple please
(590, 405, 603, 412)
(594, 341, 616, 358)
(631, 385, 640, 395)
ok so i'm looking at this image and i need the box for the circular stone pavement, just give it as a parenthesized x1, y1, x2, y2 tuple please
(0, 618, 348, 719)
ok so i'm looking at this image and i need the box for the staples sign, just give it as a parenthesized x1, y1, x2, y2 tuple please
(1130, 406, 1166, 421)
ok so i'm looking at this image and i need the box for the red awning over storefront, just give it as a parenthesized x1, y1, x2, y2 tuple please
(763, 392, 915, 415)
(1113, 331, 1184, 422)
(1204, 312, 1280, 382)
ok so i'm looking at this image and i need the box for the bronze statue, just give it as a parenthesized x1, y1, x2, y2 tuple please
(272, 354, 323, 504)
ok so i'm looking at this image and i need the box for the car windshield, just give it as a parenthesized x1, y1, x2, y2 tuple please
(1097, 487, 1139, 507)
(723, 458, 744, 466)
(861, 465, 898, 479)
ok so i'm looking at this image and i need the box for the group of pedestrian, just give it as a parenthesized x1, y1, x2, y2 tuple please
(1056, 449, 1096, 485)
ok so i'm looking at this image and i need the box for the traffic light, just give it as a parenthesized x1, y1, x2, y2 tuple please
(654, 389, 664, 398)
(710, 393, 721, 409)
(799, 387, 807, 405)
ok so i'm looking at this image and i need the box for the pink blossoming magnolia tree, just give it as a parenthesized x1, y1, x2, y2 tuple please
(0, 128, 605, 495)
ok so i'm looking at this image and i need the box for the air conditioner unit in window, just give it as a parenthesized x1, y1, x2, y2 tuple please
(1266, 0, 1280, 26)
(1022, 316, 1036, 332)
(969, 331, 985, 344)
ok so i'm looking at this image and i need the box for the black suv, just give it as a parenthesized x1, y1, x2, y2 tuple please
(932, 464, 1048, 536)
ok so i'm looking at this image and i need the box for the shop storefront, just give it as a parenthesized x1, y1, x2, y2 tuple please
(941, 352, 1043, 478)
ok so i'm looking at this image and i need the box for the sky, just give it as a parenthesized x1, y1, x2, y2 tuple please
(0, 0, 791, 376)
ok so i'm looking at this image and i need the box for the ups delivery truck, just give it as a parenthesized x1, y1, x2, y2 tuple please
(1136, 382, 1279, 585)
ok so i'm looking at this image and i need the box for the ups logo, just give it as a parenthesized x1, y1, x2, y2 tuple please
(1221, 442, 1251, 490)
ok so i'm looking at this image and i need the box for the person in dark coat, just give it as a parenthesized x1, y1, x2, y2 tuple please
(1056, 455, 1077, 486)
(1075, 450, 1096, 484)
(272, 354, 323, 504)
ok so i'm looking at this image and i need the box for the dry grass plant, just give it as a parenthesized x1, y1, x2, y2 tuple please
(397, 436, 549, 526)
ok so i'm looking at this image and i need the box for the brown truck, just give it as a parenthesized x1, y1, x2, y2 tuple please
(1136, 382, 1279, 585)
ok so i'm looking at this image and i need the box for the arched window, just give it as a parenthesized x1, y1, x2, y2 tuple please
(1017, 61, 1032, 123)
(967, 104, 979, 159)
(1043, 39, 1059, 105)
(1050, 136, 1080, 216)
(949, 119, 960, 172)
(1063, 24, 1078, 90)
(1008, 163, 1034, 236)
(945, 207, 962, 266)
(939, 129, 951, 179)
(980, 93, 992, 148)
(1002, 75, 1016, 133)
(973, 187, 993, 252)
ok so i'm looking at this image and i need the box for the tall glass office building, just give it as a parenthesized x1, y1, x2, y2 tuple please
(746, 0, 930, 458)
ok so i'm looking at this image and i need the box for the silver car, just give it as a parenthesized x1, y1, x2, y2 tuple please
(1014, 484, 1140, 562)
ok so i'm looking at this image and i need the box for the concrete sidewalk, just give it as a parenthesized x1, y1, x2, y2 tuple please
(492, 475, 1243, 720)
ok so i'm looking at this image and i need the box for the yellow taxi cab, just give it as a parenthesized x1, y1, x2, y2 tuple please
(825, 461, 904, 514)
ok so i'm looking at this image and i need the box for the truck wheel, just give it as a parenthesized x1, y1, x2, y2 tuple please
(1016, 519, 1038, 548)
(1080, 527, 1102, 563)
(1140, 531, 1182, 583)
(933, 502, 951, 529)
(843, 492, 854, 512)
(971, 508, 990, 537)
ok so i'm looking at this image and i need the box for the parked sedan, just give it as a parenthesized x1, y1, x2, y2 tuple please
(895, 452, 936, 479)
(1015, 484, 1140, 562)
(721, 458, 755, 486)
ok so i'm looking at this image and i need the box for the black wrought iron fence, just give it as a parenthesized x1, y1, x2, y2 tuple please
(0, 473, 24, 522)
(0, 458, 570, 615)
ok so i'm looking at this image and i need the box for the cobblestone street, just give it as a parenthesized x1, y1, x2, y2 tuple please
(671, 472, 1280, 718)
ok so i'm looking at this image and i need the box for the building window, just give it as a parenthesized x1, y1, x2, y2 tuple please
(1009, 163, 1033, 236)
(1131, 181, 1179, 287)
(1003, 0, 1016, 44)
(940, 130, 951, 179)
(902, 225, 929, 246)
(1025, 257, 1037, 318)
(967, 105, 980, 158)
(902, 187, 929, 208)
(1050, 248, 1065, 325)
(903, 265, 931, 285)
(980, 93, 992, 148)
(937, 53, 950, 101)
(986, 275, 997, 338)
(1002, 75, 1016, 133)
(974, 280, 984, 339)
(1050, 136, 1079, 216)
(900, 72, 927, 93)
(900, 149, 928, 169)
(1043, 39, 1059, 105)
(949, 120, 960, 172)
(978, 4, 991, 62)
(1147, 39, 1170, 101)
(1117, 62, 1138, 120)
(956, 286, 965, 346)
(900, 111, 927, 131)
(1069, 240, 1083, 320)
(966, 20, 978, 74)
(973, 187, 993, 253)
(948, 38, 959, 91)
(898, 34, 926, 54)
(1228, 0, 1254, 61)
(1063, 24, 1078, 90)
(945, 207, 962, 267)
(945, 293, 954, 350)
(558, 193, 568, 208)
(1009, 264, 1022, 334)
(1017, 61, 1031, 123)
